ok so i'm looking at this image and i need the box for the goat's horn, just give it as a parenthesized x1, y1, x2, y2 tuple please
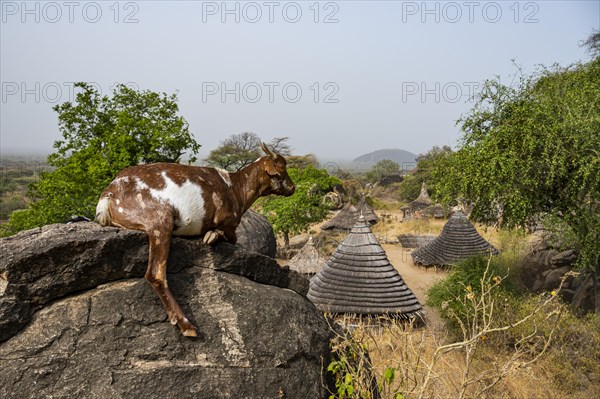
(261, 142, 276, 159)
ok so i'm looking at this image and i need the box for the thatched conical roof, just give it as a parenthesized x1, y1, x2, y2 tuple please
(402, 183, 432, 213)
(308, 216, 423, 318)
(413, 182, 432, 206)
(411, 211, 498, 266)
(356, 197, 379, 224)
(287, 237, 326, 276)
(321, 198, 378, 231)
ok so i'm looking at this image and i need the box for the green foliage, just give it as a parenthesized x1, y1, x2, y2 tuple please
(257, 165, 341, 246)
(427, 253, 531, 340)
(1, 82, 200, 236)
(432, 57, 600, 308)
(396, 145, 452, 202)
(365, 159, 401, 183)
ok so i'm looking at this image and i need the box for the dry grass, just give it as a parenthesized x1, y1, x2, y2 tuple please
(285, 203, 598, 398)
(322, 208, 599, 399)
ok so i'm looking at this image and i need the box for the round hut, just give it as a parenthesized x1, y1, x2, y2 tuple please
(321, 197, 378, 231)
(287, 236, 327, 277)
(423, 203, 446, 219)
(308, 216, 423, 319)
(355, 197, 379, 225)
(411, 211, 498, 267)
(401, 183, 432, 220)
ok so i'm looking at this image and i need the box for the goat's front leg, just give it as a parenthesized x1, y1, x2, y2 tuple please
(145, 220, 197, 337)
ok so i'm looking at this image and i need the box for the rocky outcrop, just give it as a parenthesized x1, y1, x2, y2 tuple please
(236, 209, 277, 258)
(522, 234, 594, 314)
(0, 223, 332, 399)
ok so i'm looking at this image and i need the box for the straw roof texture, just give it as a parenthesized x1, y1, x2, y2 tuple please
(411, 211, 499, 266)
(287, 237, 326, 276)
(401, 182, 431, 211)
(321, 198, 378, 231)
(423, 204, 446, 219)
(398, 234, 437, 249)
(356, 197, 379, 224)
(308, 216, 423, 318)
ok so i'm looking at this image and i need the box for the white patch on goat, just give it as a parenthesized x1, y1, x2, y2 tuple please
(135, 177, 149, 191)
(114, 176, 130, 185)
(136, 193, 146, 209)
(216, 168, 232, 187)
(150, 172, 205, 236)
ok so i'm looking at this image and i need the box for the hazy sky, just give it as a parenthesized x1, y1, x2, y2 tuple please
(1, 1, 598, 160)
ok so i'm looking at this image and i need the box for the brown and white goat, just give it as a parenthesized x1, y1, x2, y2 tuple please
(95, 143, 295, 336)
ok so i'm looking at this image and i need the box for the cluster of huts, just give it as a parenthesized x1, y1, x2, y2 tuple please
(287, 184, 497, 322)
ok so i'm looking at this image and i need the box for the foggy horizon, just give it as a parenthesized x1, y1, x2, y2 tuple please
(1, 1, 598, 160)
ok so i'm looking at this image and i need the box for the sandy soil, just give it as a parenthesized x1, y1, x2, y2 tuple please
(381, 243, 448, 327)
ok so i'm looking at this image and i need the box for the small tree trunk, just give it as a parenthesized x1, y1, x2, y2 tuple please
(284, 232, 290, 249)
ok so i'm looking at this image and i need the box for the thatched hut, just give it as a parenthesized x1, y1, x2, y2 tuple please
(411, 211, 498, 267)
(397, 234, 437, 249)
(401, 183, 432, 219)
(423, 203, 446, 219)
(287, 237, 326, 277)
(321, 198, 378, 231)
(308, 216, 423, 319)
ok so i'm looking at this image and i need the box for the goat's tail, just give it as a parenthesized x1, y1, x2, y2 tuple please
(95, 194, 112, 226)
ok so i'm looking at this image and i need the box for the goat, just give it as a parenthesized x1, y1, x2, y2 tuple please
(95, 143, 295, 336)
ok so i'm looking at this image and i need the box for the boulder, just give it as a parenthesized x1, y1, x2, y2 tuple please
(551, 249, 578, 268)
(572, 275, 595, 315)
(543, 266, 571, 291)
(0, 223, 332, 399)
(236, 209, 277, 258)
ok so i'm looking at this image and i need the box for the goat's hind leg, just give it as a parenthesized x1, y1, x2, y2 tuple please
(145, 219, 198, 337)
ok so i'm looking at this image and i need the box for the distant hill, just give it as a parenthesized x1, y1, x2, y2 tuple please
(350, 148, 418, 171)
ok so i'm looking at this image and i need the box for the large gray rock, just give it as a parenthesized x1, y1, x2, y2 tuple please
(0, 223, 332, 399)
(236, 209, 277, 258)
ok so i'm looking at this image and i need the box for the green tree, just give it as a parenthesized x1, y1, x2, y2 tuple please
(257, 165, 341, 247)
(2, 82, 200, 236)
(365, 159, 401, 183)
(206, 133, 292, 171)
(433, 54, 600, 311)
(397, 145, 453, 202)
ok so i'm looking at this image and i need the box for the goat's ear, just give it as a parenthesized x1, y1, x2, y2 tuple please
(261, 142, 277, 160)
(265, 163, 280, 176)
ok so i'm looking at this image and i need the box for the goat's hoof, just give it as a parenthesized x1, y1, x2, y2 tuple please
(203, 230, 218, 245)
(178, 317, 198, 337)
(203, 230, 224, 245)
(182, 328, 198, 337)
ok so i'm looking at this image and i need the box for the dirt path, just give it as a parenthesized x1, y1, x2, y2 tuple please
(382, 243, 448, 328)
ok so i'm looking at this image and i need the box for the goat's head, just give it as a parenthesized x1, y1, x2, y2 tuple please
(256, 142, 295, 197)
